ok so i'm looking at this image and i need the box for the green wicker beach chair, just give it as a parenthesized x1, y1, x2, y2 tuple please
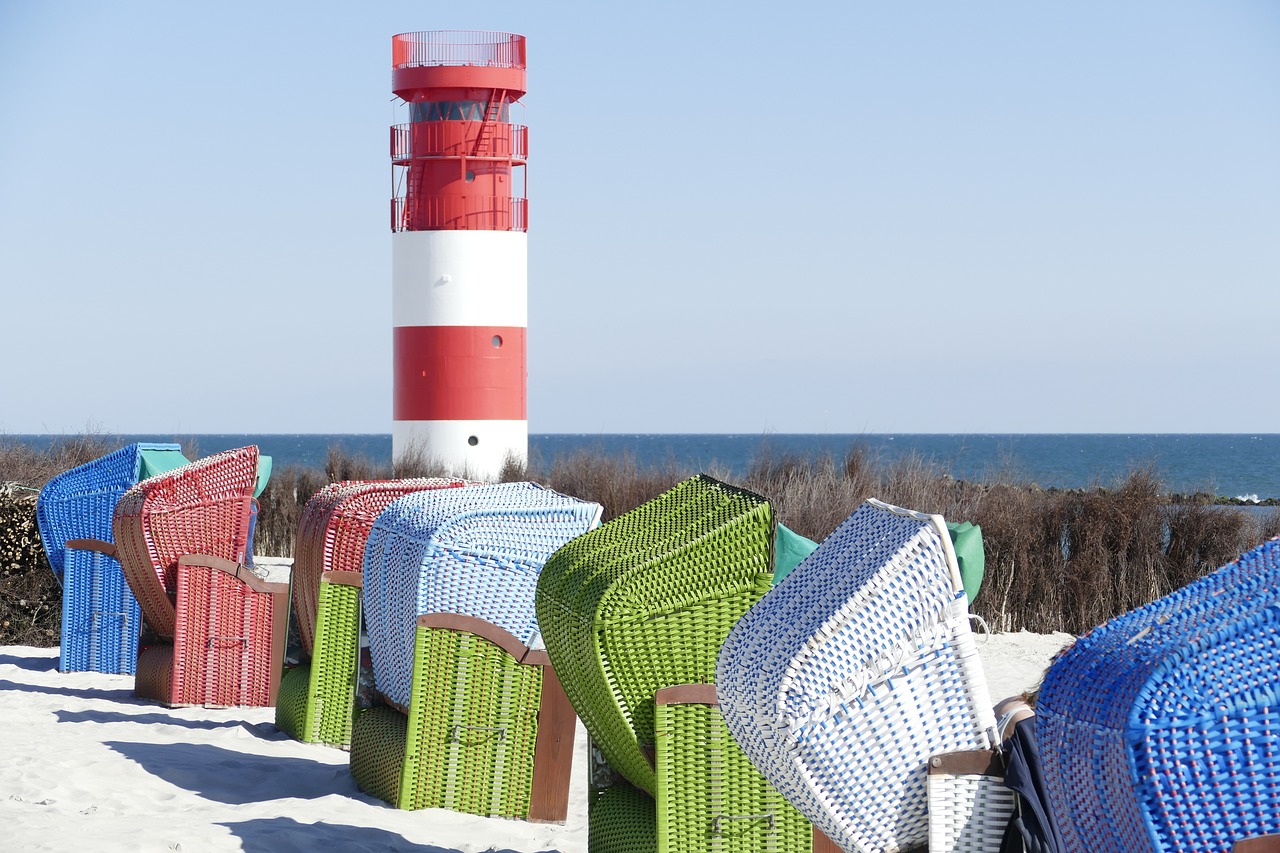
(535, 474, 777, 796)
(348, 613, 577, 821)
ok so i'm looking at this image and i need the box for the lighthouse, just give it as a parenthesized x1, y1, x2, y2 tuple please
(390, 31, 528, 479)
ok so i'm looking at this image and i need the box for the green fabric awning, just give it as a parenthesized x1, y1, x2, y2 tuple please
(137, 448, 189, 480)
(773, 523, 819, 584)
(946, 520, 985, 604)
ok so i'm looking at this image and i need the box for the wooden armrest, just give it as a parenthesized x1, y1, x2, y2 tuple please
(1236, 836, 1280, 853)
(928, 749, 1005, 777)
(177, 554, 290, 595)
(66, 538, 117, 559)
(655, 683, 719, 706)
(415, 612, 550, 666)
(320, 570, 364, 588)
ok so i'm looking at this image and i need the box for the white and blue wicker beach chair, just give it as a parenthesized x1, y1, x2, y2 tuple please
(350, 481, 602, 820)
(36, 442, 188, 673)
(1036, 536, 1280, 853)
(716, 498, 998, 853)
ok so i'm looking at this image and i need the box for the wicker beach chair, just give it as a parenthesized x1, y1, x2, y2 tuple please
(349, 481, 603, 820)
(36, 442, 188, 674)
(79, 446, 288, 706)
(715, 498, 998, 853)
(1035, 536, 1280, 853)
(535, 474, 778, 797)
(275, 478, 471, 747)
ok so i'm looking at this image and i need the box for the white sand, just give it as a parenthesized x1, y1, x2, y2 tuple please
(0, 631, 1072, 852)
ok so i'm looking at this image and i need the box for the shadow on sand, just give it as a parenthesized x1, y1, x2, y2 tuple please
(0, 677, 137, 704)
(0, 651, 59, 673)
(56, 708, 253, 731)
(219, 816, 563, 853)
(105, 741, 360, 804)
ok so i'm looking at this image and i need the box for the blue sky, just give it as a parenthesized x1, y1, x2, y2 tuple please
(1, 1, 1276, 435)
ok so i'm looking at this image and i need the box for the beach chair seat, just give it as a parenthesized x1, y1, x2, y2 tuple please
(535, 474, 777, 796)
(1036, 537, 1280, 853)
(102, 445, 288, 706)
(351, 481, 603, 820)
(36, 442, 188, 673)
(275, 478, 471, 747)
(715, 498, 998, 853)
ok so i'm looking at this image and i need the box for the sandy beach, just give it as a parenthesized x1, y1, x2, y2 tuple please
(0, 631, 1071, 852)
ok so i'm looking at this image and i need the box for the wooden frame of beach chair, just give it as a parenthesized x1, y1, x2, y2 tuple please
(102, 445, 288, 707)
(275, 478, 470, 747)
(36, 442, 188, 674)
(349, 612, 577, 821)
(715, 499, 999, 853)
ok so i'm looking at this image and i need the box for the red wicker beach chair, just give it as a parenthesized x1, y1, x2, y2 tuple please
(84, 445, 287, 707)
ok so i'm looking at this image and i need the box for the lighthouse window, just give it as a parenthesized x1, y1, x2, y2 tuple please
(410, 100, 510, 122)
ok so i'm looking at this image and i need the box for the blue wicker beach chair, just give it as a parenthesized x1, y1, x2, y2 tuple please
(349, 481, 603, 821)
(36, 442, 188, 673)
(1036, 536, 1280, 853)
(716, 498, 998, 853)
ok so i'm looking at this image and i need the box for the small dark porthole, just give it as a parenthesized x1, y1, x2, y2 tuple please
(467, 435, 479, 446)
(465, 170, 475, 183)
(491, 335, 503, 348)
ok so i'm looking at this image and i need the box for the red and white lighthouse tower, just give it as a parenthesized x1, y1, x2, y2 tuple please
(390, 31, 528, 478)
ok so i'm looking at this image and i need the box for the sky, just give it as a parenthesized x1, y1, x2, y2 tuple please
(1, 1, 1277, 436)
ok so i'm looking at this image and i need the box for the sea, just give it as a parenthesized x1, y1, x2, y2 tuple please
(8, 433, 1280, 502)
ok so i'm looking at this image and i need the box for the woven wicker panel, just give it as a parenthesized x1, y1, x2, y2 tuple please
(1037, 537, 1280, 853)
(350, 705, 409, 806)
(275, 662, 311, 741)
(59, 546, 141, 675)
(134, 643, 174, 703)
(363, 482, 602, 710)
(113, 446, 259, 639)
(536, 475, 775, 795)
(926, 751, 1016, 853)
(655, 690, 810, 853)
(171, 561, 279, 706)
(281, 577, 365, 745)
(716, 499, 996, 853)
(589, 783, 658, 853)
(292, 478, 470, 655)
(36, 442, 180, 579)
(397, 624, 544, 815)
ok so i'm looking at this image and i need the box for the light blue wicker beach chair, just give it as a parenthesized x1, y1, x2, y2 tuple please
(716, 498, 998, 853)
(1036, 536, 1280, 853)
(36, 442, 188, 673)
(350, 481, 603, 820)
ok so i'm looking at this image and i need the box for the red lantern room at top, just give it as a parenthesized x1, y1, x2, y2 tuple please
(391, 31, 527, 232)
(389, 31, 530, 480)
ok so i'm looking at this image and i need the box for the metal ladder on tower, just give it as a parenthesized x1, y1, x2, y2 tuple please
(471, 90, 506, 159)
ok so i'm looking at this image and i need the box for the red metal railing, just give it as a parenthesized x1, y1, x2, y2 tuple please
(392, 195, 527, 233)
(391, 123, 528, 162)
(392, 31, 526, 70)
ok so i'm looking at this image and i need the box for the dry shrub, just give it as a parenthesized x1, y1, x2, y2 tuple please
(4, 437, 1279, 646)
(0, 489, 60, 646)
(530, 450, 685, 524)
